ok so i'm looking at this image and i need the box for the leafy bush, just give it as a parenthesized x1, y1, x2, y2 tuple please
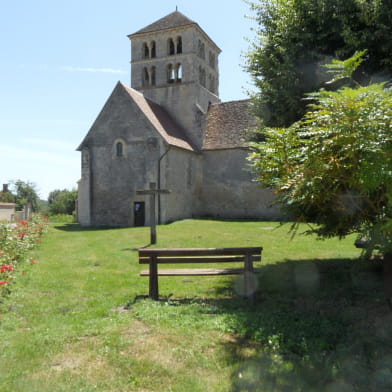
(47, 189, 77, 216)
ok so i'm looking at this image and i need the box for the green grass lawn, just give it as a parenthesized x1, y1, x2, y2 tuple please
(0, 219, 391, 392)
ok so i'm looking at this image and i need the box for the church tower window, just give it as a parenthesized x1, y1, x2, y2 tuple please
(167, 64, 175, 83)
(151, 66, 156, 86)
(142, 67, 150, 86)
(209, 74, 216, 93)
(168, 38, 175, 55)
(199, 66, 206, 87)
(176, 36, 182, 54)
(209, 52, 216, 69)
(151, 41, 156, 58)
(198, 40, 205, 59)
(142, 42, 149, 59)
(176, 63, 182, 82)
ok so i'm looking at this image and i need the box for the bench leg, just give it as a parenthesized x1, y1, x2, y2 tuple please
(244, 252, 256, 300)
(149, 256, 159, 300)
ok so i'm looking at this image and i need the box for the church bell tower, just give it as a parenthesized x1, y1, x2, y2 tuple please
(128, 11, 221, 149)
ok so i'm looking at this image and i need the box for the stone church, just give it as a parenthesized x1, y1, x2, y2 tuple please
(77, 11, 278, 227)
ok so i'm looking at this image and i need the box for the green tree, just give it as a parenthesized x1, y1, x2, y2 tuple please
(0, 187, 14, 203)
(248, 52, 392, 300)
(249, 52, 392, 278)
(245, 0, 392, 127)
(11, 180, 40, 212)
(48, 189, 77, 215)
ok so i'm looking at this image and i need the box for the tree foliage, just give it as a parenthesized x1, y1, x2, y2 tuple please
(0, 189, 14, 203)
(10, 180, 40, 212)
(248, 52, 392, 257)
(48, 189, 77, 216)
(246, 0, 392, 127)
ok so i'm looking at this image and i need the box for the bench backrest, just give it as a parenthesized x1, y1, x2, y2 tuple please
(139, 247, 263, 264)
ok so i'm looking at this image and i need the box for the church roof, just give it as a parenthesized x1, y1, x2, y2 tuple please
(129, 11, 221, 52)
(77, 82, 197, 152)
(130, 11, 197, 36)
(121, 84, 197, 152)
(203, 100, 260, 150)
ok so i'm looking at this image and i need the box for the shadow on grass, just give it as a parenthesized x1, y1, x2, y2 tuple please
(53, 223, 148, 232)
(157, 258, 391, 391)
(54, 223, 114, 232)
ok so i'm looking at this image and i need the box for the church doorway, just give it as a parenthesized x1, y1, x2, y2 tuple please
(134, 202, 145, 226)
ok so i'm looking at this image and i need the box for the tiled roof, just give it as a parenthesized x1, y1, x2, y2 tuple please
(203, 100, 260, 150)
(121, 83, 197, 152)
(130, 11, 197, 36)
(0, 203, 15, 207)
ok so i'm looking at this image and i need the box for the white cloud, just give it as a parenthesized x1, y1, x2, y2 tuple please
(60, 65, 127, 74)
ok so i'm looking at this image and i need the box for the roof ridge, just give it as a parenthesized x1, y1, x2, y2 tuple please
(130, 11, 197, 36)
(209, 98, 252, 107)
(120, 83, 198, 152)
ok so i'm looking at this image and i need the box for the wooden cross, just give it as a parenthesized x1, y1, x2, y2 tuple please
(137, 182, 170, 244)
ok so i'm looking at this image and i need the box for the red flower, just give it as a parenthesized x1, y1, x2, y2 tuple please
(20, 221, 28, 226)
(0, 281, 8, 286)
(0, 265, 13, 273)
(18, 232, 26, 238)
(30, 260, 36, 264)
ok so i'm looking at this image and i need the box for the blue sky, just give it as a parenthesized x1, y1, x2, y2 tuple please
(0, 0, 257, 199)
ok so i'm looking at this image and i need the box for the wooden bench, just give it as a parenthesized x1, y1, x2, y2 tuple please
(138, 247, 263, 300)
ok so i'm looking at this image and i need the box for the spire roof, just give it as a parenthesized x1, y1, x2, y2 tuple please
(130, 11, 197, 36)
(128, 11, 221, 52)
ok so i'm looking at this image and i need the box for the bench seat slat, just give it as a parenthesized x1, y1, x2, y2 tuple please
(139, 256, 261, 264)
(139, 247, 262, 257)
(140, 268, 261, 276)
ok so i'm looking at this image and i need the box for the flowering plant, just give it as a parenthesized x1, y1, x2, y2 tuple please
(0, 214, 48, 297)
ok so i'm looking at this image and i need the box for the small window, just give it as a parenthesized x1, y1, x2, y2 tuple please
(199, 66, 206, 87)
(209, 75, 216, 93)
(209, 52, 215, 69)
(151, 66, 156, 86)
(167, 64, 175, 83)
(198, 40, 205, 59)
(143, 42, 149, 59)
(116, 142, 123, 157)
(176, 63, 182, 82)
(142, 67, 149, 86)
(176, 36, 182, 54)
(168, 38, 175, 55)
(151, 41, 156, 58)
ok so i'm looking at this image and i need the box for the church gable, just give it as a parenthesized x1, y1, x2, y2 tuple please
(77, 82, 150, 150)
(77, 82, 196, 152)
(120, 84, 197, 152)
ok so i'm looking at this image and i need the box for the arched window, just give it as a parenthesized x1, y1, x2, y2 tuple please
(116, 142, 123, 157)
(176, 63, 182, 82)
(142, 67, 149, 86)
(151, 66, 156, 86)
(198, 40, 205, 59)
(176, 36, 182, 54)
(167, 64, 175, 83)
(199, 66, 206, 87)
(168, 38, 175, 55)
(142, 42, 149, 59)
(209, 75, 216, 93)
(151, 41, 156, 58)
(209, 52, 215, 69)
